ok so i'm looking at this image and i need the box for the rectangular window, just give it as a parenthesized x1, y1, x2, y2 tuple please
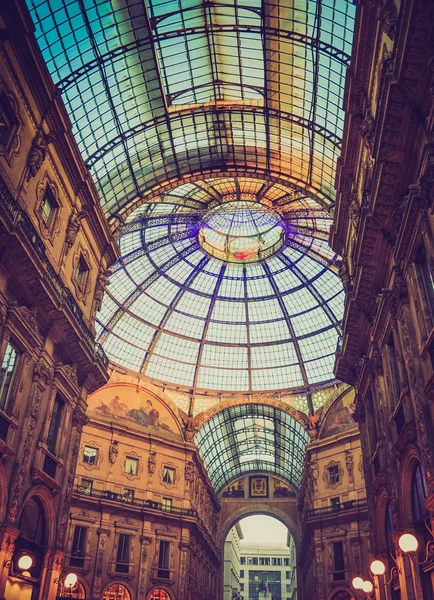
(333, 541, 345, 581)
(123, 488, 134, 503)
(116, 534, 131, 573)
(240, 557, 246, 565)
(41, 186, 57, 226)
(240, 570, 244, 578)
(158, 540, 171, 578)
(70, 526, 87, 567)
(286, 571, 290, 579)
(328, 465, 340, 485)
(83, 446, 98, 465)
(162, 498, 172, 512)
(76, 255, 90, 291)
(240, 583, 244, 592)
(162, 466, 175, 484)
(331, 497, 341, 510)
(47, 395, 64, 455)
(284, 558, 290, 566)
(81, 479, 93, 495)
(124, 457, 139, 476)
(0, 343, 18, 412)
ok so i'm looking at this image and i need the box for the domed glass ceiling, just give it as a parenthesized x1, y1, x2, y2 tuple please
(96, 177, 344, 393)
(195, 404, 309, 493)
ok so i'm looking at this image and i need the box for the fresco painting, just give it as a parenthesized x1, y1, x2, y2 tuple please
(87, 384, 180, 436)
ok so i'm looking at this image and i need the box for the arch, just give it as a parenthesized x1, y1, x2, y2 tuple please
(399, 444, 424, 528)
(110, 167, 330, 231)
(87, 381, 184, 438)
(147, 587, 173, 600)
(374, 488, 392, 552)
(19, 485, 57, 548)
(194, 403, 309, 493)
(218, 504, 301, 551)
(102, 582, 133, 600)
(328, 591, 352, 600)
(195, 397, 309, 430)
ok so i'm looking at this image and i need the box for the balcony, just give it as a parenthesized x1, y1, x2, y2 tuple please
(72, 484, 212, 531)
(306, 499, 367, 519)
(0, 174, 109, 374)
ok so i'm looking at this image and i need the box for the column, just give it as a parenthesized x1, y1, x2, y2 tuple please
(137, 535, 152, 598)
(0, 525, 19, 600)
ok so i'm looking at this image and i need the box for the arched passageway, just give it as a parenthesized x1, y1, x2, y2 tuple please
(223, 515, 297, 600)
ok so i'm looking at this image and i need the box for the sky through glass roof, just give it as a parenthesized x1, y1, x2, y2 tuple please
(195, 403, 309, 492)
(96, 177, 343, 394)
(26, 0, 356, 224)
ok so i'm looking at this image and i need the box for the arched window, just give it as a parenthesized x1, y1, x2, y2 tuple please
(147, 590, 171, 600)
(13, 497, 47, 581)
(57, 580, 86, 599)
(19, 497, 46, 545)
(385, 501, 394, 550)
(411, 462, 428, 526)
(332, 592, 351, 600)
(102, 584, 131, 600)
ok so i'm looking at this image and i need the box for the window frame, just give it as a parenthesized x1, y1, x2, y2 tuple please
(83, 445, 99, 466)
(0, 341, 20, 414)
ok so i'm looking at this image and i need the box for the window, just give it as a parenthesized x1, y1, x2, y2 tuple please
(147, 590, 170, 600)
(272, 557, 282, 566)
(0, 89, 19, 151)
(83, 446, 98, 465)
(162, 466, 175, 484)
(331, 497, 341, 510)
(284, 558, 290, 566)
(240, 557, 246, 565)
(47, 395, 64, 455)
(333, 541, 345, 581)
(70, 526, 87, 567)
(248, 557, 258, 565)
(40, 185, 57, 227)
(411, 462, 428, 525)
(157, 540, 171, 578)
(286, 571, 290, 579)
(123, 488, 134, 503)
(76, 255, 90, 291)
(418, 248, 434, 320)
(328, 465, 341, 485)
(116, 534, 131, 573)
(0, 343, 18, 412)
(240, 569, 244, 578)
(259, 557, 270, 566)
(386, 332, 401, 399)
(162, 498, 172, 512)
(81, 479, 93, 495)
(240, 584, 244, 592)
(286, 584, 291, 592)
(124, 456, 139, 476)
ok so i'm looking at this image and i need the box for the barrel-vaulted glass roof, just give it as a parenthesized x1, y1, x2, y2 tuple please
(195, 404, 309, 492)
(96, 177, 344, 393)
(27, 0, 355, 225)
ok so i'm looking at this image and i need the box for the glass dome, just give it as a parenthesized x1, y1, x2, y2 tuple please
(199, 201, 285, 263)
(96, 177, 344, 394)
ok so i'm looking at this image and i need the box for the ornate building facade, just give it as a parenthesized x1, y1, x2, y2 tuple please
(331, 0, 434, 598)
(0, 0, 433, 599)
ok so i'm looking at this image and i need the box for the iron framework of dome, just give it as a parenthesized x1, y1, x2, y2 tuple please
(195, 404, 309, 493)
(95, 177, 343, 393)
(26, 0, 355, 396)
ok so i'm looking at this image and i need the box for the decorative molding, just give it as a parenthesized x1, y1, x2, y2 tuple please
(0, 79, 23, 165)
(323, 460, 344, 490)
(34, 173, 62, 242)
(71, 244, 92, 303)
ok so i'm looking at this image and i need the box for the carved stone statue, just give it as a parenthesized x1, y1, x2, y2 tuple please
(108, 440, 118, 464)
(148, 450, 156, 475)
(345, 451, 354, 482)
(359, 109, 375, 152)
(92, 268, 111, 319)
(26, 132, 55, 182)
(64, 208, 86, 254)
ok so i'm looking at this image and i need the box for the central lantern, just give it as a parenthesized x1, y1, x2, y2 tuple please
(199, 201, 285, 263)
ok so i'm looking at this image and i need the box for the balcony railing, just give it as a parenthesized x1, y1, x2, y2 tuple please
(306, 499, 367, 518)
(73, 484, 208, 526)
(0, 174, 109, 369)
